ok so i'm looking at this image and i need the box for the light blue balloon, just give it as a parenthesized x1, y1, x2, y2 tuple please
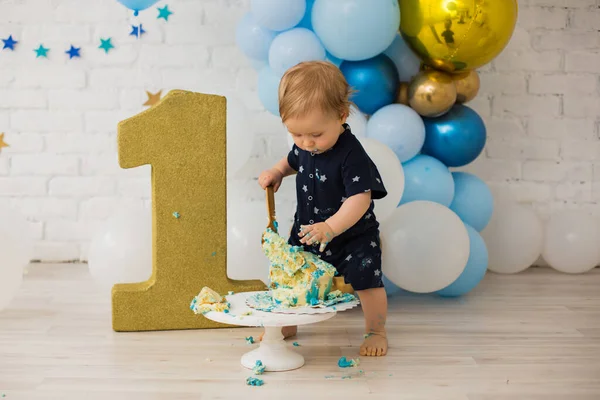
(384, 33, 422, 82)
(382, 274, 403, 297)
(296, 0, 315, 30)
(258, 67, 281, 116)
(312, 0, 400, 61)
(436, 224, 488, 297)
(251, 0, 306, 31)
(116, 0, 159, 13)
(269, 28, 325, 76)
(450, 172, 494, 232)
(236, 13, 277, 62)
(399, 155, 455, 207)
(366, 104, 425, 163)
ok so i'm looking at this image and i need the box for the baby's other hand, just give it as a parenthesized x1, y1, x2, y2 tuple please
(258, 168, 283, 191)
(299, 222, 336, 252)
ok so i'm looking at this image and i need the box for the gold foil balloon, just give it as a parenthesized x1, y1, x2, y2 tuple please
(408, 70, 457, 117)
(396, 82, 410, 105)
(399, 0, 518, 73)
(452, 70, 480, 103)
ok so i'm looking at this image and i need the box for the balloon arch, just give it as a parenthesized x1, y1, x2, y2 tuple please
(236, 0, 523, 297)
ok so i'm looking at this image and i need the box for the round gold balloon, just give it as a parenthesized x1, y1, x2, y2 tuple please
(408, 70, 457, 117)
(452, 69, 480, 103)
(396, 82, 409, 105)
(399, 0, 518, 73)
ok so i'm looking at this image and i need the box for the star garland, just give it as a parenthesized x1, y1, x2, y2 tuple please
(157, 5, 173, 21)
(130, 24, 146, 39)
(1, 35, 18, 51)
(65, 45, 81, 59)
(1, 5, 173, 109)
(99, 38, 114, 54)
(34, 44, 49, 58)
(0, 4, 173, 59)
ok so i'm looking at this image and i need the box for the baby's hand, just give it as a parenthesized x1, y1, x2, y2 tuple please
(258, 168, 283, 191)
(299, 222, 336, 252)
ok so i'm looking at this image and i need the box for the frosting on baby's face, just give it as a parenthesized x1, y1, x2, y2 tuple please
(285, 109, 347, 155)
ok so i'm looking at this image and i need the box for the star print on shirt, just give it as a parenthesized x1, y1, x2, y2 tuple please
(302, 185, 308, 192)
(299, 166, 304, 173)
(314, 207, 319, 214)
(374, 269, 381, 277)
(294, 149, 299, 156)
(376, 178, 381, 183)
(352, 176, 360, 182)
(326, 250, 332, 257)
(345, 255, 353, 262)
(320, 174, 327, 182)
(365, 213, 372, 219)
(341, 197, 347, 203)
(370, 241, 377, 248)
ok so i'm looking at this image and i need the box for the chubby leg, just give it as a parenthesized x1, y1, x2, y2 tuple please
(356, 287, 388, 356)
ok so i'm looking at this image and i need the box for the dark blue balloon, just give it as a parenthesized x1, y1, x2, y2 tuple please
(422, 105, 487, 168)
(340, 54, 399, 115)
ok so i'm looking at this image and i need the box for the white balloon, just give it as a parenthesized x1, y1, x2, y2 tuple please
(347, 105, 368, 139)
(227, 199, 271, 284)
(0, 208, 33, 311)
(481, 202, 543, 274)
(88, 203, 152, 293)
(542, 211, 600, 274)
(359, 138, 404, 222)
(380, 201, 469, 293)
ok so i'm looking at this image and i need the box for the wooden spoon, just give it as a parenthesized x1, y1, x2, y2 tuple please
(262, 185, 277, 244)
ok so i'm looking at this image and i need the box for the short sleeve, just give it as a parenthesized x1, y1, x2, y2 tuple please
(287, 145, 299, 171)
(341, 147, 387, 200)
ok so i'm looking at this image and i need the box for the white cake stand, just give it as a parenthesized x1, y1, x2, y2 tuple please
(203, 291, 336, 372)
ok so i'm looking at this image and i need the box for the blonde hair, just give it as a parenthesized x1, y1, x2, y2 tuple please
(278, 61, 353, 122)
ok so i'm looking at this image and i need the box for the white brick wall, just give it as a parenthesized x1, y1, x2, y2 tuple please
(0, 0, 599, 262)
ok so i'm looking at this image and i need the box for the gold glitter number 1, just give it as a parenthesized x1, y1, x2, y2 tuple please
(112, 90, 266, 332)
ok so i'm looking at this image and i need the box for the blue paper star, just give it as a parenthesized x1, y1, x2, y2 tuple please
(98, 38, 114, 54)
(129, 24, 146, 39)
(65, 45, 81, 59)
(157, 5, 173, 21)
(34, 44, 49, 58)
(2, 35, 18, 51)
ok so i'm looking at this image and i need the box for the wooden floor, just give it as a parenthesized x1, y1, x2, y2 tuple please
(0, 264, 599, 400)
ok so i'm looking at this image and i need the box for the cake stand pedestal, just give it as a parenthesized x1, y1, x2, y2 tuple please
(203, 291, 336, 372)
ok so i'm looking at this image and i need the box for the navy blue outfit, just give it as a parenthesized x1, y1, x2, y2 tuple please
(287, 124, 387, 291)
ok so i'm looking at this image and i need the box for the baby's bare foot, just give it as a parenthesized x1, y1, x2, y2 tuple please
(359, 332, 388, 357)
(258, 325, 298, 341)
